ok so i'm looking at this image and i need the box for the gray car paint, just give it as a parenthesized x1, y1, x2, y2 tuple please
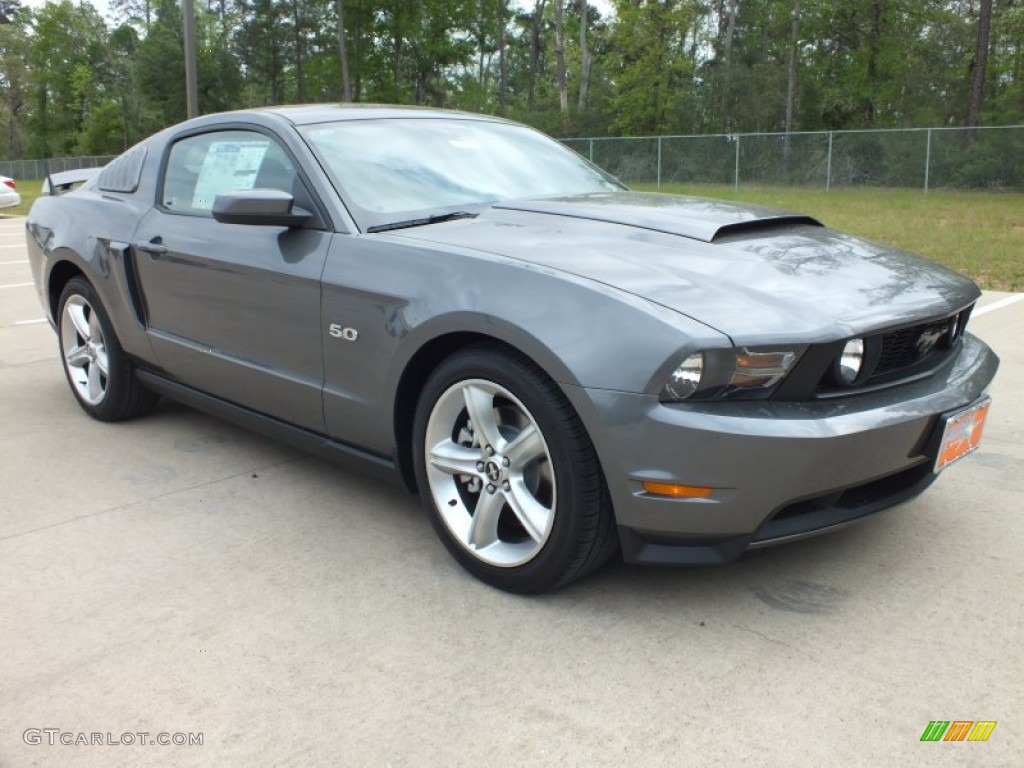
(132, 209, 331, 432)
(396, 196, 980, 347)
(25, 105, 999, 565)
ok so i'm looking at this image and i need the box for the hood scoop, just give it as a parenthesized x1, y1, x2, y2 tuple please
(493, 193, 823, 244)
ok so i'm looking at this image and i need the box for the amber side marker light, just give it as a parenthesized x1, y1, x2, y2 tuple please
(642, 482, 713, 499)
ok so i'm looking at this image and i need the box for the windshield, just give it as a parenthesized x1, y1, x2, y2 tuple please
(299, 118, 624, 220)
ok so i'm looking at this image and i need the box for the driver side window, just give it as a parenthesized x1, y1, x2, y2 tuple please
(162, 130, 300, 217)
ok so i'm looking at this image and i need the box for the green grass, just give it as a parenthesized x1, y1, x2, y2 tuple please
(634, 184, 1024, 292)
(5, 178, 1021, 290)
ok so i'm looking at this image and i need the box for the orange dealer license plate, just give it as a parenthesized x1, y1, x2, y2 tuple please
(934, 397, 991, 474)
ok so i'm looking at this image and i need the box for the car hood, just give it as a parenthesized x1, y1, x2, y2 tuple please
(390, 192, 980, 343)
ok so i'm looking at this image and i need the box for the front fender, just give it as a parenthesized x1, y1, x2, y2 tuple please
(320, 234, 730, 458)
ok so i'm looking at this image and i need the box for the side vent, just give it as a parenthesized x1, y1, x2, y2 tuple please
(119, 243, 148, 327)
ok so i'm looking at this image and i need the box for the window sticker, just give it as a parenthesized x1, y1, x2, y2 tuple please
(191, 140, 269, 210)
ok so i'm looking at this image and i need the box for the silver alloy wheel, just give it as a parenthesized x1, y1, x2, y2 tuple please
(60, 294, 109, 406)
(424, 378, 557, 567)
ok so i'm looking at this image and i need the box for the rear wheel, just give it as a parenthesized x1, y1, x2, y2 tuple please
(413, 345, 617, 593)
(58, 277, 158, 421)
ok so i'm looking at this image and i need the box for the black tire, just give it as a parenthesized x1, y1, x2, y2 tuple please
(412, 344, 618, 593)
(57, 276, 158, 422)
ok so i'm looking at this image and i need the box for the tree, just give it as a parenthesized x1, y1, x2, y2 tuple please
(966, 0, 993, 133)
(234, 0, 288, 104)
(6, 0, 1024, 164)
(784, 1, 800, 134)
(137, 0, 241, 125)
(0, 18, 30, 157)
(577, 0, 591, 109)
(26, 0, 110, 156)
(110, 0, 153, 29)
(0, 0, 21, 24)
(552, 0, 568, 113)
(525, 0, 547, 111)
(497, 0, 508, 112)
(337, 0, 351, 100)
(609, 0, 697, 134)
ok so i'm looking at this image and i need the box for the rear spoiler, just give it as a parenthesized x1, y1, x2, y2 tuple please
(43, 167, 102, 196)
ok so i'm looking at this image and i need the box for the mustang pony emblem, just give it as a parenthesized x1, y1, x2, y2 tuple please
(916, 327, 945, 357)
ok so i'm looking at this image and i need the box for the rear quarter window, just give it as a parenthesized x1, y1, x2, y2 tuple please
(96, 145, 147, 193)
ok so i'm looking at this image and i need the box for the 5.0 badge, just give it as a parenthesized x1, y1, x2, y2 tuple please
(328, 324, 359, 341)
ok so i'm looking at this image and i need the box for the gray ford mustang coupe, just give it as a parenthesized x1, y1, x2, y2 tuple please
(26, 105, 998, 592)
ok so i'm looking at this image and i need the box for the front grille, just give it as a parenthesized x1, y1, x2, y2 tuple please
(773, 304, 974, 401)
(874, 318, 952, 377)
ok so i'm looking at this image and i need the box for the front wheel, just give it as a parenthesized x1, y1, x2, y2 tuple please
(412, 345, 617, 593)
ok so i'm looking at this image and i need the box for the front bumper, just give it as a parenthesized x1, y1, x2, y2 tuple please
(568, 333, 999, 565)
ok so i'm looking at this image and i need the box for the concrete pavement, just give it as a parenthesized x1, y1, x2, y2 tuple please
(1, 214, 1021, 767)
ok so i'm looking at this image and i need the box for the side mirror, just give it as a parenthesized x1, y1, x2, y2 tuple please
(212, 189, 311, 227)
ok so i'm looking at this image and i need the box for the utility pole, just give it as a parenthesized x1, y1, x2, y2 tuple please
(183, 0, 199, 118)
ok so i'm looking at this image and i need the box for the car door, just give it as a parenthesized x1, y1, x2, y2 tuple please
(132, 127, 330, 432)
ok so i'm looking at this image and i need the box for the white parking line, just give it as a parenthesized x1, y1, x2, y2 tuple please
(0, 260, 28, 265)
(0, 282, 32, 289)
(14, 318, 46, 325)
(0, 244, 26, 249)
(974, 294, 1024, 318)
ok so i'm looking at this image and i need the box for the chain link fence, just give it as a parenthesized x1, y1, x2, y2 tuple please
(0, 155, 117, 181)
(4, 126, 1022, 191)
(563, 125, 1024, 192)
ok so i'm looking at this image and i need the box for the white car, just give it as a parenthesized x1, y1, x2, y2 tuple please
(0, 176, 21, 209)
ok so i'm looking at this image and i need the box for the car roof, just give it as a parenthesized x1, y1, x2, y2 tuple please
(247, 104, 512, 127)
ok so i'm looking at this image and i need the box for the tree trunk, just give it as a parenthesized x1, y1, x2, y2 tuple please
(784, 0, 800, 133)
(966, 0, 992, 136)
(577, 0, 590, 110)
(498, 0, 508, 114)
(527, 0, 546, 111)
(393, 33, 402, 93)
(720, 0, 739, 130)
(783, 0, 800, 178)
(353, 1, 362, 101)
(292, 0, 305, 102)
(864, 2, 882, 124)
(271, 39, 282, 104)
(553, 0, 568, 113)
(337, 0, 351, 101)
(477, 0, 486, 86)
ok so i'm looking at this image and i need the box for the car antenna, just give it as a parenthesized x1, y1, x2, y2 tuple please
(45, 161, 55, 197)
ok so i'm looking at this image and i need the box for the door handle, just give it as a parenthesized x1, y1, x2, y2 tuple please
(134, 238, 168, 257)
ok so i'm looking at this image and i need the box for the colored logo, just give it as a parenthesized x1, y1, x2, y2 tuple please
(920, 720, 997, 742)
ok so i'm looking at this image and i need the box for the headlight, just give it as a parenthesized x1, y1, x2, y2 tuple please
(731, 348, 799, 390)
(662, 353, 704, 400)
(660, 346, 803, 402)
(836, 338, 865, 385)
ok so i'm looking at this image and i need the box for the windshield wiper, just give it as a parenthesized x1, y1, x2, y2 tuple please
(366, 210, 479, 234)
